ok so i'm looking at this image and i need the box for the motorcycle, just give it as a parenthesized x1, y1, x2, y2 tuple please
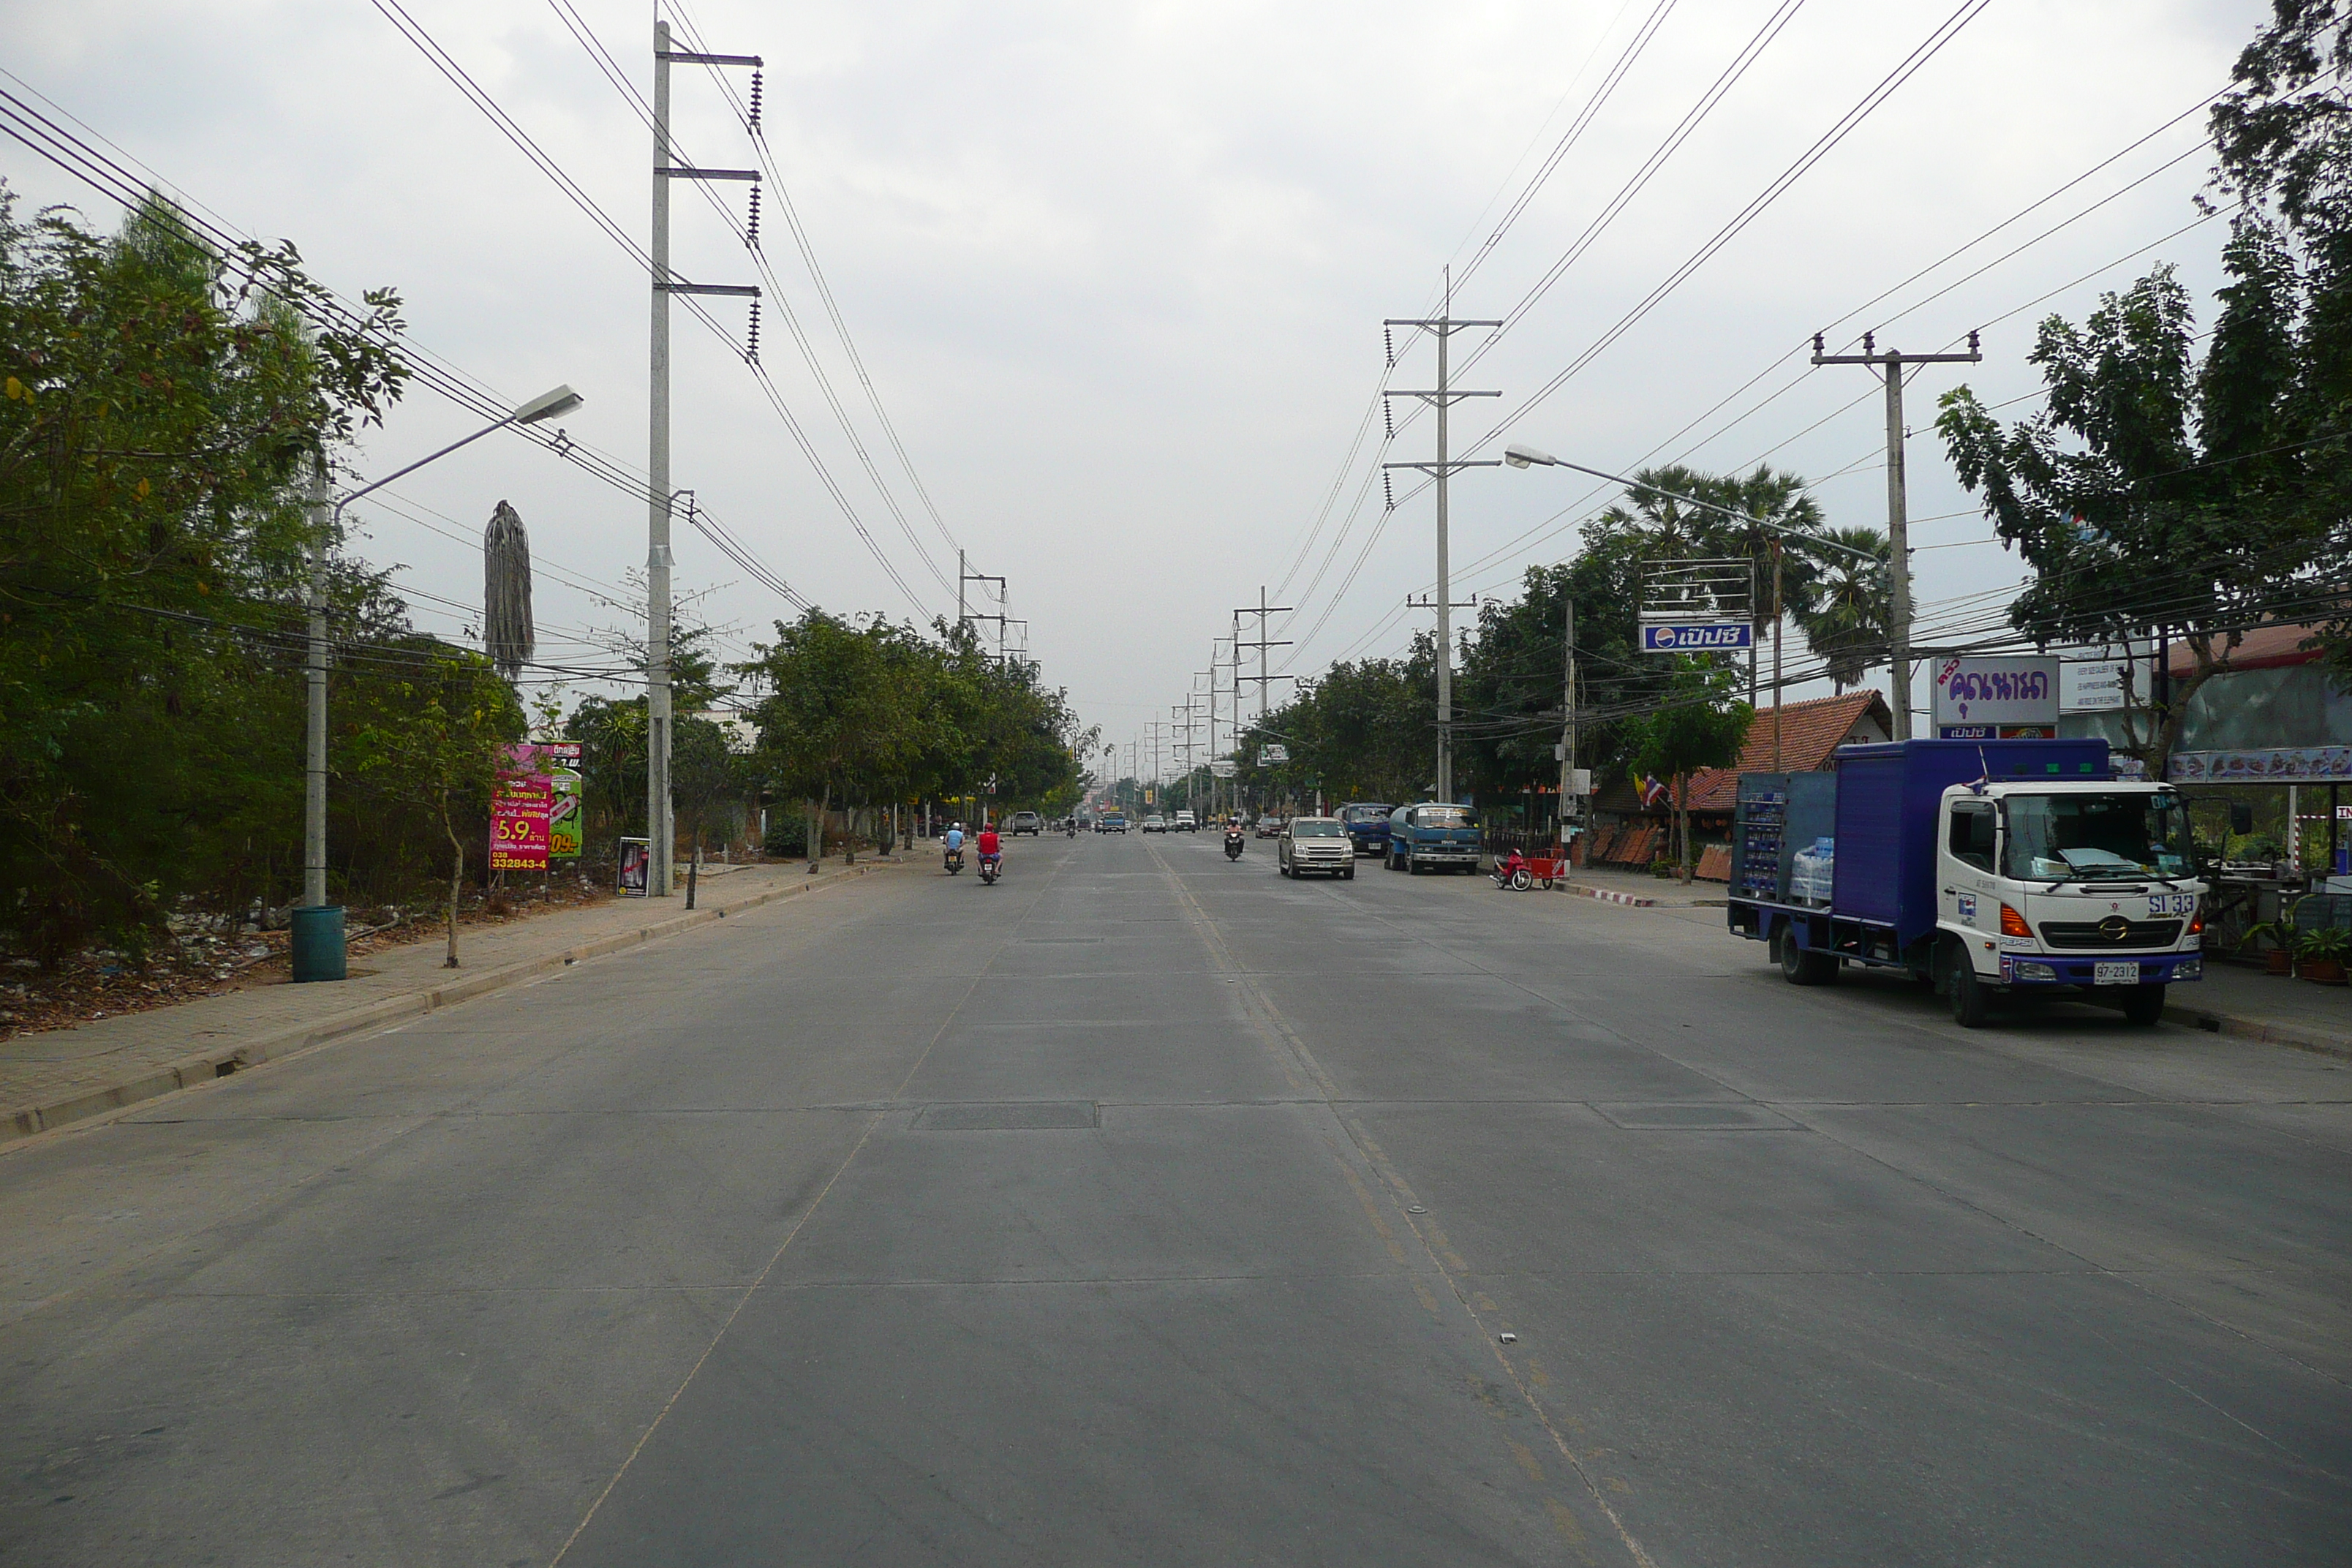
(1224, 830, 1245, 862)
(1066, 821, 1077, 838)
(944, 845, 965, 875)
(1490, 859, 1534, 891)
(979, 852, 1003, 884)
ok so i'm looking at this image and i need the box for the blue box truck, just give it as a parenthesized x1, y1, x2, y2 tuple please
(1727, 739, 2204, 1027)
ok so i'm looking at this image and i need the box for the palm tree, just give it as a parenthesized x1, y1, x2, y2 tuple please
(1794, 527, 1893, 690)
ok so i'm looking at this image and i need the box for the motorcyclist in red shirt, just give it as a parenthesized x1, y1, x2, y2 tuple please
(976, 823, 1002, 868)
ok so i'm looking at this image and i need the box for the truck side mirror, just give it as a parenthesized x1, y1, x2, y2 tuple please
(2229, 802, 2253, 834)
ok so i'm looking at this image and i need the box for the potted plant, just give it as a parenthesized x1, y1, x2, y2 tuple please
(2293, 925, 2351, 985)
(2241, 919, 2294, 975)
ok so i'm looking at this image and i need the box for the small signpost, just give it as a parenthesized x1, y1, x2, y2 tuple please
(1258, 745, 1289, 766)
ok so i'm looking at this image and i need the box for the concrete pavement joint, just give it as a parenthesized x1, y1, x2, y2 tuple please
(545, 842, 1074, 1566)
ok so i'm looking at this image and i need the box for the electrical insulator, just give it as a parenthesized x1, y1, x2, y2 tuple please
(745, 299, 761, 366)
(747, 71, 763, 133)
(1382, 472, 1395, 512)
(1383, 401, 1392, 440)
(746, 184, 761, 250)
(1384, 325, 1394, 368)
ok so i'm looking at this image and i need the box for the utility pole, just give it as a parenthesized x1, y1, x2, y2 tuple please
(1234, 587, 1294, 728)
(304, 459, 331, 915)
(650, 20, 760, 894)
(1557, 595, 1579, 856)
(1385, 274, 1501, 802)
(960, 554, 1006, 657)
(1810, 330, 1979, 741)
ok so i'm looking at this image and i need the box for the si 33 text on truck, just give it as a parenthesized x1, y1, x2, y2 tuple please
(1727, 739, 2202, 1028)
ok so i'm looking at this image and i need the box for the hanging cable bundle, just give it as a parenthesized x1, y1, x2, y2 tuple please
(482, 499, 535, 681)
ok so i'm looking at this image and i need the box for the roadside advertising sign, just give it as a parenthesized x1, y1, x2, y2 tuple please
(1259, 745, 1289, 766)
(548, 767, 584, 859)
(2059, 652, 2158, 713)
(1640, 623, 1752, 653)
(1931, 656, 2059, 739)
(1210, 760, 1237, 778)
(489, 769, 552, 871)
(617, 837, 650, 895)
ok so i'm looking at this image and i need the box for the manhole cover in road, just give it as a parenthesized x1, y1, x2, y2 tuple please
(915, 1101, 1101, 1131)
(1591, 1102, 1800, 1131)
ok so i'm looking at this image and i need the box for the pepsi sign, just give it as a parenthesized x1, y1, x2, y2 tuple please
(1641, 622, 1753, 652)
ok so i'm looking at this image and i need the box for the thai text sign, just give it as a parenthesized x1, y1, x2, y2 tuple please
(1258, 745, 1289, 766)
(548, 767, 583, 859)
(1932, 656, 2058, 736)
(490, 771, 552, 870)
(1640, 623, 1752, 652)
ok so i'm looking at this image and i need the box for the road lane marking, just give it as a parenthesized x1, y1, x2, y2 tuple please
(1145, 839, 1659, 1568)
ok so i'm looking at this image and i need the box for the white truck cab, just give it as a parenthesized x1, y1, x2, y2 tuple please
(1935, 780, 2201, 1022)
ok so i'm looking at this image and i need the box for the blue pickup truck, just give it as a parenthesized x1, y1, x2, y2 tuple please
(1386, 803, 1482, 874)
(1336, 802, 1395, 858)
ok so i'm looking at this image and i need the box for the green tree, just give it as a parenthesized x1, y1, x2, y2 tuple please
(342, 646, 521, 967)
(1937, 238, 2326, 769)
(0, 190, 404, 960)
(1626, 658, 1749, 883)
(1792, 526, 1893, 692)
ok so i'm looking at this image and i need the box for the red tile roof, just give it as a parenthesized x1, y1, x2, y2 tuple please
(2166, 621, 2322, 676)
(1684, 690, 1893, 813)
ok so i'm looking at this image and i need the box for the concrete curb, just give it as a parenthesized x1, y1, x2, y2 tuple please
(3, 861, 906, 1146)
(1558, 881, 1658, 908)
(2161, 998, 2352, 1061)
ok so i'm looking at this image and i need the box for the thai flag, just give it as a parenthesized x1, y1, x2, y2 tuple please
(1640, 774, 1669, 808)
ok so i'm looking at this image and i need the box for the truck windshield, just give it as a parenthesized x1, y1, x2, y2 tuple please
(1419, 807, 1477, 829)
(1292, 821, 1343, 837)
(2001, 792, 2193, 881)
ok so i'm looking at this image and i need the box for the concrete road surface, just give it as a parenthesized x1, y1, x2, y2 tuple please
(2, 832, 2345, 1565)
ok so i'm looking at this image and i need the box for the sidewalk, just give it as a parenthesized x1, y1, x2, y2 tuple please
(1552, 863, 1730, 908)
(1, 856, 913, 1145)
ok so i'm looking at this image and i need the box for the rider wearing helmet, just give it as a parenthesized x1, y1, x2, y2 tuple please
(944, 821, 965, 853)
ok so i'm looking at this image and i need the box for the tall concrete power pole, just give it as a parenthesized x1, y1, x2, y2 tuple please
(1810, 331, 1979, 741)
(649, 20, 760, 894)
(1384, 275, 1501, 801)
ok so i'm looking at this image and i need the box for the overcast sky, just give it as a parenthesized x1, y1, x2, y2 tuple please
(4, 0, 2267, 769)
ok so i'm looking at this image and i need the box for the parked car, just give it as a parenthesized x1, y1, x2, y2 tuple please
(1337, 802, 1395, 856)
(1278, 816, 1355, 879)
(1142, 814, 1168, 834)
(1387, 803, 1482, 873)
(1009, 810, 1044, 836)
(1173, 810, 1198, 832)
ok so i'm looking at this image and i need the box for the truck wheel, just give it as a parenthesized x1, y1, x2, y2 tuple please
(1779, 928, 1838, 987)
(1947, 942, 1989, 1028)
(2121, 984, 2166, 1026)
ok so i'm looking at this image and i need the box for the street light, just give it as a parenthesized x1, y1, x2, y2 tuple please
(294, 385, 584, 981)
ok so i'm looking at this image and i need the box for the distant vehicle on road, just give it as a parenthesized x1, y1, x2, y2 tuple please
(1142, 814, 1168, 834)
(1173, 810, 1198, 832)
(1098, 811, 1128, 834)
(1254, 816, 1285, 840)
(1278, 817, 1355, 879)
(1337, 802, 1395, 856)
(1387, 804, 1481, 873)
(1009, 810, 1044, 836)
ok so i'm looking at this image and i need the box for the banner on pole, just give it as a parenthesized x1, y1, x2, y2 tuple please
(548, 767, 583, 859)
(490, 770, 552, 871)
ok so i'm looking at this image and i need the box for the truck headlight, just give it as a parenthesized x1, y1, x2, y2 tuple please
(2173, 957, 2201, 980)
(2009, 960, 2059, 982)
